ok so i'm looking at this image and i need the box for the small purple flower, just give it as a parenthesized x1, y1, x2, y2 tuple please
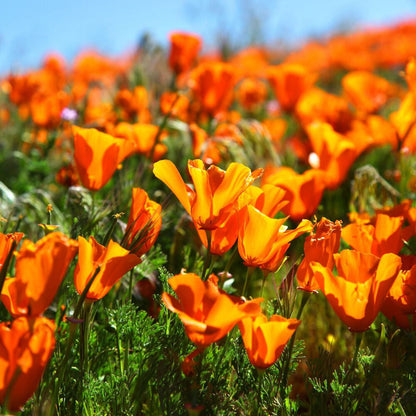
(61, 107, 78, 122)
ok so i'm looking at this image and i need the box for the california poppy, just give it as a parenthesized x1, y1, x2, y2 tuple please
(189, 62, 236, 117)
(236, 77, 268, 112)
(74, 236, 141, 301)
(169, 32, 202, 75)
(72, 126, 126, 190)
(1, 232, 78, 317)
(267, 63, 316, 112)
(381, 265, 416, 329)
(261, 166, 326, 221)
(238, 205, 312, 273)
(305, 122, 358, 190)
(153, 159, 263, 230)
(0, 232, 24, 275)
(341, 213, 404, 256)
(162, 273, 262, 348)
(311, 250, 401, 331)
(342, 70, 396, 115)
(238, 313, 301, 369)
(121, 187, 162, 258)
(297, 218, 342, 292)
(0, 316, 55, 412)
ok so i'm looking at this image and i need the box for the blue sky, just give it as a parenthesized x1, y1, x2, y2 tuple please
(2, 0, 416, 73)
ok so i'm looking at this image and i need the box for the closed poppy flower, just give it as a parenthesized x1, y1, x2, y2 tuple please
(1, 232, 78, 317)
(261, 166, 325, 221)
(189, 62, 236, 117)
(0, 316, 55, 412)
(114, 86, 151, 122)
(153, 159, 263, 230)
(0, 232, 24, 275)
(238, 313, 301, 369)
(297, 218, 342, 292)
(72, 126, 126, 191)
(267, 63, 317, 112)
(162, 273, 262, 348)
(311, 250, 401, 331)
(238, 205, 312, 273)
(121, 187, 162, 258)
(74, 236, 141, 301)
(169, 32, 202, 75)
(381, 265, 416, 329)
(341, 213, 404, 256)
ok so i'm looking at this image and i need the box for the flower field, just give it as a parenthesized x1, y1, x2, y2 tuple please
(2, 21, 416, 415)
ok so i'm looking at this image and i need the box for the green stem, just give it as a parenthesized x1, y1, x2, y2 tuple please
(279, 291, 310, 398)
(201, 230, 212, 280)
(242, 267, 254, 298)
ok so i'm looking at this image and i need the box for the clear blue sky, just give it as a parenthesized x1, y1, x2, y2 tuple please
(2, 0, 416, 73)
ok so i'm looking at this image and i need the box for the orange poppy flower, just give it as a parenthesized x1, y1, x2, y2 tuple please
(72, 126, 127, 190)
(121, 187, 162, 258)
(169, 32, 202, 75)
(381, 264, 416, 329)
(1, 232, 78, 317)
(189, 62, 236, 117)
(74, 237, 141, 301)
(114, 86, 151, 122)
(311, 250, 401, 331)
(341, 213, 404, 256)
(197, 184, 287, 256)
(153, 159, 263, 230)
(189, 123, 208, 158)
(266, 63, 317, 112)
(160, 92, 190, 121)
(236, 77, 268, 112)
(112, 122, 167, 161)
(162, 273, 262, 348)
(238, 313, 301, 369)
(295, 88, 353, 133)
(342, 70, 396, 115)
(305, 122, 358, 190)
(0, 232, 24, 275)
(297, 218, 342, 292)
(0, 316, 55, 412)
(238, 205, 312, 273)
(261, 166, 326, 221)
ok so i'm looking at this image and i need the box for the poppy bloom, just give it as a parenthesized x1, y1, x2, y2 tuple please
(112, 122, 167, 161)
(121, 187, 162, 258)
(381, 265, 416, 329)
(305, 122, 358, 190)
(169, 32, 202, 75)
(236, 77, 268, 112)
(261, 166, 326, 221)
(0, 232, 24, 275)
(72, 126, 127, 190)
(311, 250, 401, 331)
(189, 62, 236, 117)
(296, 88, 353, 133)
(0, 316, 55, 412)
(162, 273, 262, 348)
(267, 63, 317, 112)
(297, 218, 342, 292)
(1, 232, 78, 317)
(153, 159, 263, 230)
(238, 313, 301, 369)
(238, 205, 312, 273)
(342, 70, 396, 115)
(341, 213, 404, 256)
(74, 237, 141, 301)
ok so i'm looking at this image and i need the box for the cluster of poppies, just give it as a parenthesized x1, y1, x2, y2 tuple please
(2, 19, 416, 412)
